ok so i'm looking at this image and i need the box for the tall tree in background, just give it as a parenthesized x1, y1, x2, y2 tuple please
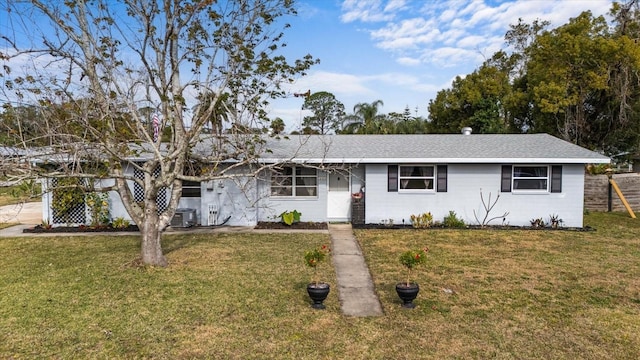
(0, 105, 42, 146)
(428, 2, 640, 156)
(301, 91, 345, 134)
(386, 106, 430, 134)
(193, 92, 232, 136)
(428, 61, 513, 134)
(342, 100, 386, 134)
(522, 7, 640, 153)
(270, 117, 286, 135)
(604, 0, 640, 155)
(0, 0, 316, 266)
(526, 11, 615, 146)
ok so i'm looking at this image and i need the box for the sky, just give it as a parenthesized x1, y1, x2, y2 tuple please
(0, 0, 616, 132)
(270, 0, 615, 131)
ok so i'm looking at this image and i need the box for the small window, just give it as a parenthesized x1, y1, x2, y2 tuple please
(182, 180, 201, 197)
(399, 165, 435, 191)
(271, 166, 317, 197)
(513, 166, 548, 191)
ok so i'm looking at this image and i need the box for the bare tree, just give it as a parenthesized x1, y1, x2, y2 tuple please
(473, 190, 510, 228)
(0, 0, 317, 266)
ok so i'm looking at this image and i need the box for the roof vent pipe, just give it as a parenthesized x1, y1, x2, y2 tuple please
(461, 127, 472, 135)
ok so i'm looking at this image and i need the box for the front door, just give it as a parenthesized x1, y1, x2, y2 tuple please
(327, 171, 351, 219)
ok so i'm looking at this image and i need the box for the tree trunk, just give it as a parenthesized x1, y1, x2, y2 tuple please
(140, 209, 167, 267)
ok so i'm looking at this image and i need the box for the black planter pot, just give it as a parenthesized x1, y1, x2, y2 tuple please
(307, 282, 330, 309)
(396, 283, 420, 308)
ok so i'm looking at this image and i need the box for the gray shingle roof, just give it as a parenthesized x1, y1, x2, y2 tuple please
(260, 134, 610, 164)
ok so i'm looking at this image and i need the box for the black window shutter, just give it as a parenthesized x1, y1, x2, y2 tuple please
(437, 165, 447, 192)
(388, 165, 398, 192)
(501, 165, 512, 192)
(551, 165, 562, 193)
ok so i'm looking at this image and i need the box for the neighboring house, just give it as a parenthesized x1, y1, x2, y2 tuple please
(40, 133, 610, 228)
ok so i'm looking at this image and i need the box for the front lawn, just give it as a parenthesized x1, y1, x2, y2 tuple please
(0, 186, 18, 207)
(356, 211, 640, 358)
(0, 184, 40, 207)
(1, 212, 639, 359)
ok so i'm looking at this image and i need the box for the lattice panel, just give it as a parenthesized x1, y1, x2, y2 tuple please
(51, 178, 87, 225)
(134, 168, 145, 203)
(134, 166, 167, 214)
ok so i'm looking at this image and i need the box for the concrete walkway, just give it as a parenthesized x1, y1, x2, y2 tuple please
(0, 202, 42, 225)
(328, 223, 383, 317)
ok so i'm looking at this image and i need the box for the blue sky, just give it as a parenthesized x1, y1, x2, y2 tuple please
(271, 0, 615, 131)
(1, 0, 615, 132)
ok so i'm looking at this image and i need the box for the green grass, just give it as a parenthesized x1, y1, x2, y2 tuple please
(0, 184, 39, 206)
(0, 222, 17, 230)
(1, 212, 640, 358)
(356, 211, 640, 359)
(0, 186, 18, 206)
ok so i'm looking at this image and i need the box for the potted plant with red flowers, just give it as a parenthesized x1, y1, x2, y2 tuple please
(304, 244, 331, 309)
(396, 247, 429, 308)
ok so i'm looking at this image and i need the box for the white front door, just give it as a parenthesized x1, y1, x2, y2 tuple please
(327, 172, 351, 219)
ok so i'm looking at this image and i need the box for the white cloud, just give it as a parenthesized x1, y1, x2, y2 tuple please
(341, 0, 398, 23)
(428, 47, 484, 68)
(439, 28, 466, 46)
(384, 0, 409, 12)
(456, 34, 487, 48)
(341, 0, 615, 71)
(366, 72, 419, 86)
(370, 17, 440, 50)
(286, 71, 375, 98)
(273, 69, 436, 118)
(272, 0, 618, 126)
(396, 57, 421, 66)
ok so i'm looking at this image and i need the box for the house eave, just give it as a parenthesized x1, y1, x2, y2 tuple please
(259, 157, 611, 165)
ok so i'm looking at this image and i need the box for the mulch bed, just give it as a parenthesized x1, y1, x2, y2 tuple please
(21, 222, 591, 233)
(351, 224, 594, 231)
(23, 222, 328, 233)
(23, 225, 140, 233)
(254, 222, 328, 230)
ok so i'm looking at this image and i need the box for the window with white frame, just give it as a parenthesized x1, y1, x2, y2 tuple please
(399, 165, 435, 191)
(271, 166, 317, 197)
(512, 166, 548, 191)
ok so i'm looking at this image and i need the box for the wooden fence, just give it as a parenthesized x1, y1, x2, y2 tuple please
(584, 173, 640, 212)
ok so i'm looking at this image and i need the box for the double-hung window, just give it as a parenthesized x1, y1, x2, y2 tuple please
(512, 166, 548, 191)
(501, 165, 562, 193)
(271, 166, 317, 197)
(399, 165, 435, 191)
(389, 165, 446, 192)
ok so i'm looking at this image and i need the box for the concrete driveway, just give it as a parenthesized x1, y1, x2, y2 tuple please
(0, 202, 42, 225)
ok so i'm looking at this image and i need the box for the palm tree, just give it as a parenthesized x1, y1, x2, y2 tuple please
(341, 100, 385, 134)
(193, 92, 232, 136)
(270, 117, 286, 135)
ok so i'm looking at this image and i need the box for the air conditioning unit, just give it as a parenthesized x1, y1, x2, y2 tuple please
(171, 208, 197, 227)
